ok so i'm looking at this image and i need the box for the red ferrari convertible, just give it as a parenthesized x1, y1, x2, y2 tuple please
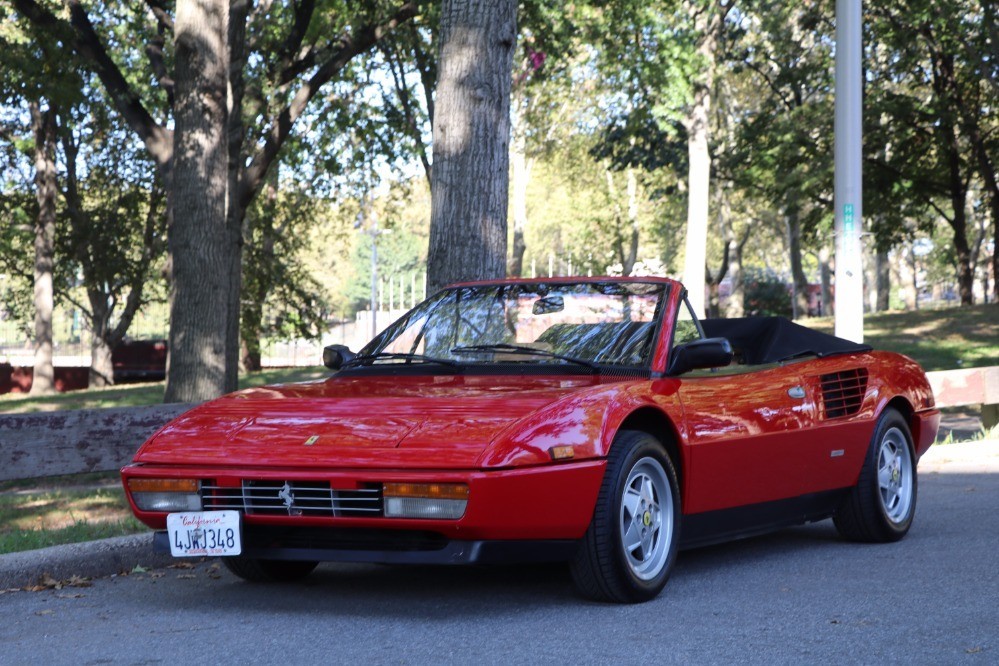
(122, 277, 939, 603)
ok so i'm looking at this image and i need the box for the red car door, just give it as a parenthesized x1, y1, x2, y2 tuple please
(677, 366, 818, 514)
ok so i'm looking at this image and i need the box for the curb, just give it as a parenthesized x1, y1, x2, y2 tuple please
(0, 532, 174, 590)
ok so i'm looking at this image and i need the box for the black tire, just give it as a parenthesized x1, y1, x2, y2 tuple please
(222, 556, 319, 583)
(570, 430, 681, 603)
(834, 408, 917, 542)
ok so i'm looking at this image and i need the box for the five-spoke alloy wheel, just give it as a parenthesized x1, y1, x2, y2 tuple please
(571, 430, 680, 603)
(834, 408, 918, 542)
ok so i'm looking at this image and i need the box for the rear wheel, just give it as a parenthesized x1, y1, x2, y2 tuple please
(570, 430, 680, 603)
(834, 408, 917, 542)
(222, 556, 319, 583)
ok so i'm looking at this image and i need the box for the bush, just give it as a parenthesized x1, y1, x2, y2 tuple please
(743, 274, 792, 317)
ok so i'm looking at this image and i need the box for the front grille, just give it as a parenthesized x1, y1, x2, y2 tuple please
(819, 368, 869, 419)
(203, 480, 382, 517)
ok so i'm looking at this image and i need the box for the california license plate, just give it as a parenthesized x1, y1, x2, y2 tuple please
(167, 511, 242, 557)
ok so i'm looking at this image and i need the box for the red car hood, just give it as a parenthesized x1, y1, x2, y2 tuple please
(134, 374, 611, 470)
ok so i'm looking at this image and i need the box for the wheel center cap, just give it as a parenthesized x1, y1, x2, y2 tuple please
(643, 511, 652, 527)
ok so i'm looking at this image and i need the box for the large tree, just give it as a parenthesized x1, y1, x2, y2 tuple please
(13, 0, 420, 401)
(866, 0, 997, 305)
(167, 0, 233, 399)
(426, 0, 517, 294)
(28, 101, 57, 394)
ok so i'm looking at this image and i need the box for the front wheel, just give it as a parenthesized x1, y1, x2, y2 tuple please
(570, 431, 681, 603)
(834, 408, 917, 542)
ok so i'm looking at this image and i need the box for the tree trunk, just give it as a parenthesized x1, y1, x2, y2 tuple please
(785, 201, 809, 319)
(226, 0, 250, 387)
(426, 0, 516, 294)
(239, 173, 278, 374)
(29, 102, 57, 396)
(164, 0, 233, 403)
(508, 96, 529, 277)
(875, 247, 890, 311)
(819, 245, 833, 317)
(706, 186, 734, 318)
(683, 88, 711, 316)
(623, 167, 639, 276)
(681, 1, 727, 317)
(971, 132, 999, 302)
(903, 247, 919, 310)
(726, 227, 749, 318)
(931, 52, 974, 305)
(90, 337, 115, 388)
(239, 305, 263, 372)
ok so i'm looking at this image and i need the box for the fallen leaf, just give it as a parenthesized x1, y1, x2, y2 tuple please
(965, 647, 983, 654)
(66, 576, 92, 588)
(176, 574, 197, 580)
(55, 593, 85, 599)
(39, 574, 61, 589)
(131, 565, 148, 574)
(34, 610, 55, 616)
(149, 572, 166, 579)
(168, 562, 196, 570)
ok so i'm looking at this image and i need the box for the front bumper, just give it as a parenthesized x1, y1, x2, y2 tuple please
(913, 408, 941, 459)
(152, 529, 579, 565)
(124, 458, 607, 542)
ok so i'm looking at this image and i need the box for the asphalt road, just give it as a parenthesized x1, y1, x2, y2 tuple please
(1, 443, 996, 665)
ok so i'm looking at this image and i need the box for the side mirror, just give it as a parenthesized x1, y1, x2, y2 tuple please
(668, 337, 733, 375)
(323, 344, 356, 370)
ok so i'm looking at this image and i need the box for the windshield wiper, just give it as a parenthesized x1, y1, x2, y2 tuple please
(451, 344, 600, 371)
(341, 352, 460, 368)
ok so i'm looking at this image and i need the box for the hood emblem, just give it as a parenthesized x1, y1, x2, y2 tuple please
(304, 435, 319, 446)
(277, 482, 302, 516)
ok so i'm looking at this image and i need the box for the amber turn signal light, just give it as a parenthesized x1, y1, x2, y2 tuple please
(127, 478, 199, 493)
(548, 445, 575, 460)
(383, 482, 469, 500)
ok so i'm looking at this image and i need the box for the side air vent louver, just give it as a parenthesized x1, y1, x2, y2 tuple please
(819, 368, 869, 419)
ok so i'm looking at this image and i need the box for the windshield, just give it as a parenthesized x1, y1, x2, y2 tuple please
(356, 281, 667, 369)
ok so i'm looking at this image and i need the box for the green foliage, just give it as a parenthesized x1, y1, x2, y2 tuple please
(343, 179, 429, 314)
(242, 183, 342, 346)
(743, 269, 792, 317)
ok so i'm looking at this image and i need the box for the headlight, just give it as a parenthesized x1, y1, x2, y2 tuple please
(128, 478, 202, 512)
(383, 482, 468, 520)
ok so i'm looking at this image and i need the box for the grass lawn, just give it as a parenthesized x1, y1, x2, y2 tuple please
(803, 303, 998, 371)
(0, 365, 328, 415)
(0, 472, 145, 554)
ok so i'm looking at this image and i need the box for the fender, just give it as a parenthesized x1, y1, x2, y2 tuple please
(477, 379, 684, 469)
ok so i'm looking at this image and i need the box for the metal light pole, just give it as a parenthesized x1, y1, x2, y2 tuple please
(370, 219, 378, 340)
(834, 0, 865, 342)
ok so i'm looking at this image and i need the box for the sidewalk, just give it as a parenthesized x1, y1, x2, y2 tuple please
(918, 437, 999, 474)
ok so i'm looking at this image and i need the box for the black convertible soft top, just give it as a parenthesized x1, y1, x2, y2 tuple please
(701, 317, 872, 365)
